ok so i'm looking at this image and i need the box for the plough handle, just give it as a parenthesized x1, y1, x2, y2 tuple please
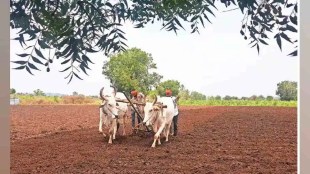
(121, 92, 151, 132)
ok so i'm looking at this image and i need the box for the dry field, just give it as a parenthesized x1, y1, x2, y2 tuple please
(10, 105, 297, 174)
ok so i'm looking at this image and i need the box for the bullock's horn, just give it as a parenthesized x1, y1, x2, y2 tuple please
(99, 87, 108, 101)
(152, 95, 157, 106)
(110, 85, 117, 97)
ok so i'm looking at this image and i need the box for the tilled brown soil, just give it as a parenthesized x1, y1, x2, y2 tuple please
(10, 105, 297, 174)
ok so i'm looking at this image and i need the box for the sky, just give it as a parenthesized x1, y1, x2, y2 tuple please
(10, 5, 299, 98)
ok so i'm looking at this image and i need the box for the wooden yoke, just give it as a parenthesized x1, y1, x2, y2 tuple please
(115, 99, 145, 106)
(116, 99, 167, 108)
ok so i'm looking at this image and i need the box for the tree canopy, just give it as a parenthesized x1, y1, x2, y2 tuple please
(102, 48, 162, 95)
(10, 88, 16, 94)
(33, 89, 45, 96)
(215, 95, 221, 100)
(276, 80, 297, 101)
(156, 80, 182, 96)
(10, 0, 298, 83)
(266, 95, 274, 101)
(178, 89, 191, 100)
(190, 91, 207, 100)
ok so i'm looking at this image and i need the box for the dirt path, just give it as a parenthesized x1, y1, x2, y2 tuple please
(10, 106, 297, 174)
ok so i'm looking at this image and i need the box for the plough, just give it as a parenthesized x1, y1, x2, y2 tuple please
(119, 91, 151, 134)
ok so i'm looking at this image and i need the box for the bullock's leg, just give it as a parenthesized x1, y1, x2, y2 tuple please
(165, 123, 171, 142)
(99, 108, 107, 137)
(108, 125, 113, 144)
(170, 122, 174, 135)
(108, 134, 113, 144)
(166, 120, 174, 142)
(99, 108, 103, 133)
(163, 122, 171, 142)
(107, 119, 117, 144)
(157, 136, 161, 145)
(152, 125, 161, 145)
(161, 123, 168, 139)
(152, 125, 158, 135)
(152, 124, 165, 148)
(122, 115, 126, 136)
(102, 116, 108, 137)
(151, 137, 157, 148)
(113, 119, 117, 140)
(151, 125, 158, 147)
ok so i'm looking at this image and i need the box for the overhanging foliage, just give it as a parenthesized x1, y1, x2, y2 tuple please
(10, 0, 298, 83)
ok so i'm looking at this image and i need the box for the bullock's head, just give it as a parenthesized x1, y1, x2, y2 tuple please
(143, 96, 163, 126)
(99, 87, 119, 118)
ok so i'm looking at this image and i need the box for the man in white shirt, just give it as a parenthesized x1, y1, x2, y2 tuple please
(166, 89, 180, 136)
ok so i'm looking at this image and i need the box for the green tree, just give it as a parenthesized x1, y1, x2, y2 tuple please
(266, 96, 274, 101)
(223, 95, 232, 100)
(156, 80, 182, 96)
(249, 95, 257, 100)
(276, 81, 297, 101)
(146, 90, 159, 98)
(103, 48, 162, 95)
(178, 89, 191, 100)
(33, 89, 45, 96)
(241, 97, 248, 100)
(53, 96, 59, 103)
(215, 95, 221, 100)
(10, 88, 16, 94)
(10, 0, 298, 83)
(231, 96, 239, 100)
(208, 96, 215, 100)
(257, 95, 265, 100)
(190, 91, 206, 100)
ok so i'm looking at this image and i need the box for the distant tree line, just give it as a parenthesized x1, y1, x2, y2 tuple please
(205, 95, 275, 101)
(187, 81, 297, 101)
(10, 88, 46, 96)
(10, 80, 297, 102)
(162, 80, 297, 101)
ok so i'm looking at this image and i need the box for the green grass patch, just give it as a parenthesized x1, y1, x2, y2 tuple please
(178, 100, 297, 107)
(11, 95, 297, 107)
(12, 95, 101, 105)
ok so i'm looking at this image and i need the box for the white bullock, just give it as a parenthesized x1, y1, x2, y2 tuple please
(114, 92, 131, 136)
(142, 95, 175, 148)
(98, 87, 119, 144)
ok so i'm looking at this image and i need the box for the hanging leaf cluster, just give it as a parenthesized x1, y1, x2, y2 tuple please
(234, 0, 298, 56)
(10, 0, 298, 83)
